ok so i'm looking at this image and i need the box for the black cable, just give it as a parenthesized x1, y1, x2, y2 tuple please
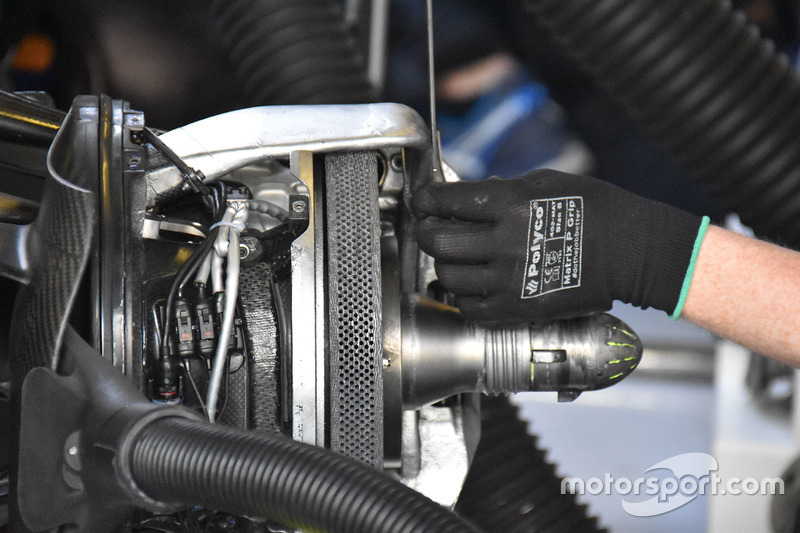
(151, 302, 163, 353)
(160, 230, 219, 357)
(212, 181, 228, 213)
(158, 183, 229, 404)
(160, 183, 227, 356)
(154, 181, 230, 403)
(216, 358, 232, 421)
(178, 187, 224, 295)
(269, 275, 289, 355)
(269, 273, 291, 426)
(144, 127, 212, 200)
(177, 244, 210, 295)
(183, 359, 208, 414)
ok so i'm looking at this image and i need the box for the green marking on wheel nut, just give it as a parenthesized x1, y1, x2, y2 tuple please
(530, 362, 535, 385)
(629, 364, 637, 370)
(624, 356, 636, 361)
(609, 372, 624, 380)
(608, 360, 621, 364)
(607, 342, 636, 349)
(612, 327, 638, 340)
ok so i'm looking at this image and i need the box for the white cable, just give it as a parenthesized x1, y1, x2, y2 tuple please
(213, 205, 236, 258)
(210, 207, 234, 296)
(195, 253, 212, 288)
(205, 202, 248, 422)
(211, 253, 225, 296)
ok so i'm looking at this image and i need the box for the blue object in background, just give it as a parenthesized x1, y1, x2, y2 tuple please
(439, 70, 585, 180)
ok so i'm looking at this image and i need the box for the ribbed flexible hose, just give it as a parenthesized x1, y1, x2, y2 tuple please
(456, 396, 604, 533)
(210, 0, 374, 105)
(129, 417, 480, 533)
(519, 0, 800, 246)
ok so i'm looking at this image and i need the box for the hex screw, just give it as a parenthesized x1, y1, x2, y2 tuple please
(291, 200, 306, 213)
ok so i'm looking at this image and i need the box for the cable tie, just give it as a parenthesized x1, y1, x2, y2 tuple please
(209, 221, 246, 232)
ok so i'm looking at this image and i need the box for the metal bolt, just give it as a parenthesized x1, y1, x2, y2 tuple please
(239, 243, 250, 259)
(383, 358, 391, 369)
(67, 445, 78, 456)
(291, 200, 305, 213)
(390, 154, 403, 172)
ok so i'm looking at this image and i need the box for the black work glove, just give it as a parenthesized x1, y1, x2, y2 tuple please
(413, 169, 707, 323)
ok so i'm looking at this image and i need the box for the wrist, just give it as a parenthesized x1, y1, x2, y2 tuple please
(612, 197, 706, 314)
(670, 216, 710, 319)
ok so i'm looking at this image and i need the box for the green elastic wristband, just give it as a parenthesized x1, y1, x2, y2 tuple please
(670, 216, 711, 320)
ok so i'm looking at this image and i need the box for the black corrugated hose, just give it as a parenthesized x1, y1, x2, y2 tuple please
(210, 0, 375, 105)
(456, 396, 605, 533)
(515, 0, 800, 247)
(127, 417, 481, 533)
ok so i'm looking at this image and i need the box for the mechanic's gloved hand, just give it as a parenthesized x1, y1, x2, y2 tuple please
(413, 169, 710, 323)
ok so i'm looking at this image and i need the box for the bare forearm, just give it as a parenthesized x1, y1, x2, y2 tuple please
(682, 225, 800, 365)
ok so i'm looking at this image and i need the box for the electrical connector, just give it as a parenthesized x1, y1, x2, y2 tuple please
(195, 296, 216, 359)
(173, 297, 195, 358)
